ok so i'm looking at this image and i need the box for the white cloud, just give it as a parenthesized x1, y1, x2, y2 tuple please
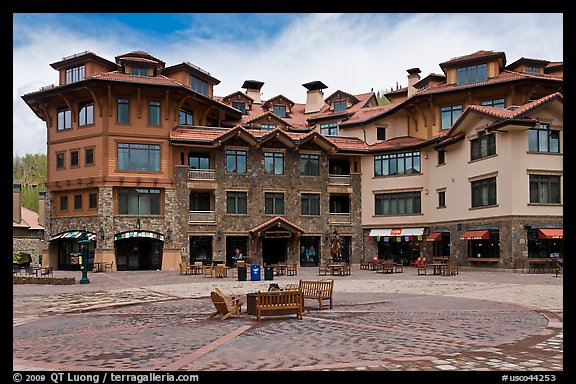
(13, 13, 563, 156)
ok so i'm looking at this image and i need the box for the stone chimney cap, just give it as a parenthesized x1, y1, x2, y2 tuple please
(302, 81, 328, 91)
(242, 80, 264, 90)
(406, 68, 421, 75)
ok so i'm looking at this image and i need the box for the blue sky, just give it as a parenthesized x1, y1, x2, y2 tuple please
(13, 13, 563, 156)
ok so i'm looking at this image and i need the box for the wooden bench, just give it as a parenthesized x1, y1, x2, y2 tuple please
(432, 256, 449, 264)
(286, 263, 298, 276)
(103, 261, 114, 272)
(255, 290, 303, 321)
(376, 260, 394, 274)
(298, 279, 334, 310)
(467, 258, 500, 266)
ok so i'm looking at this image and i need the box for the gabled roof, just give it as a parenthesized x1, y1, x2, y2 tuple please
(338, 102, 401, 127)
(222, 91, 254, 103)
(13, 207, 44, 230)
(324, 90, 360, 105)
(244, 111, 293, 127)
(115, 50, 166, 67)
(90, 71, 185, 87)
(257, 128, 297, 149)
(249, 216, 305, 235)
(262, 94, 296, 109)
(439, 50, 506, 69)
(368, 136, 430, 152)
(162, 61, 220, 85)
(50, 51, 117, 71)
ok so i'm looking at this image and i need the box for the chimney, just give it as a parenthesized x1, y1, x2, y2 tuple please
(302, 81, 328, 114)
(242, 80, 264, 104)
(406, 68, 421, 97)
(13, 183, 21, 224)
(39, 190, 46, 229)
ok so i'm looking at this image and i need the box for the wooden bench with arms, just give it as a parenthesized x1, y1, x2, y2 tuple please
(255, 290, 303, 321)
(298, 279, 334, 310)
(103, 261, 114, 272)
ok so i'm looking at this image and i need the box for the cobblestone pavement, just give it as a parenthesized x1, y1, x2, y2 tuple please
(13, 266, 563, 375)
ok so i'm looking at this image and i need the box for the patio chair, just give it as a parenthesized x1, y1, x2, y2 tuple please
(40, 266, 54, 277)
(179, 261, 192, 275)
(208, 289, 242, 320)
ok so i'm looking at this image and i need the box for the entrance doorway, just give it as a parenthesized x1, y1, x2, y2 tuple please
(115, 238, 163, 271)
(190, 236, 212, 264)
(262, 238, 287, 265)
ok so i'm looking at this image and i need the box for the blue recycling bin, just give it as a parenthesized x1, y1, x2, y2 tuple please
(250, 264, 261, 281)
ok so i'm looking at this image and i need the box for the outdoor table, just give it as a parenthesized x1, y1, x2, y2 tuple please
(214, 265, 228, 278)
(328, 264, 345, 276)
(274, 264, 288, 276)
(93, 262, 104, 272)
(429, 263, 447, 275)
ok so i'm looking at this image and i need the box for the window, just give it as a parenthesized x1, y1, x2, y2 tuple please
(301, 194, 320, 215)
(375, 192, 421, 215)
(528, 124, 560, 153)
(57, 107, 72, 130)
(56, 153, 65, 169)
(374, 152, 421, 176)
(149, 101, 160, 125)
(525, 66, 540, 73)
(470, 132, 496, 161)
(265, 193, 284, 214)
(227, 192, 247, 214)
(226, 150, 247, 173)
(232, 101, 247, 114)
(438, 191, 446, 208)
(60, 195, 68, 211)
(481, 98, 505, 108)
(117, 143, 160, 171)
(191, 76, 209, 96)
(264, 152, 284, 175)
(260, 124, 277, 130)
(329, 194, 350, 213)
(85, 148, 94, 165)
(118, 188, 161, 215)
(89, 193, 98, 209)
(74, 194, 82, 210)
(441, 105, 463, 129)
(78, 102, 94, 126)
(333, 100, 347, 112)
(188, 152, 210, 170)
(179, 108, 194, 125)
(65, 65, 85, 84)
(70, 150, 79, 167)
(117, 98, 129, 123)
(273, 105, 286, 118)
(530, 175, 561, 204)
(130, 67, 148, 76)
(471, 177, 497, 208)
(456, 63, 487, 85)
(301, 154, 320, 176)
(190, 192, 212, 211)
(320, 122, 338, 136)
(377, 127, 386, 141)
(437, 149, 446, 165)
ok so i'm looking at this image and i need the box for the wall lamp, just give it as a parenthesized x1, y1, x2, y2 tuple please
(37, 230, 44, 241)
(217, 229, 223, 241)
(166, 228, 172, 240)
(98, 228, 105, 240)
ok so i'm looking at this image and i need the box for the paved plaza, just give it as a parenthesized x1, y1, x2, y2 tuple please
(13, 266, 563, 375)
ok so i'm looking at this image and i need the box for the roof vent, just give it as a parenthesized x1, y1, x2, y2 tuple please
(506, 105, 520, 111)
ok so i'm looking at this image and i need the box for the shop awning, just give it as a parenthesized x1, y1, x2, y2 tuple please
(537, 228, 563, 239)
(460, 230, 490, 240)
(49, 230, 96, 241)
(426, 232, 443, 242)
(114, 231, 165, 241)
(369, 228, 424, 237)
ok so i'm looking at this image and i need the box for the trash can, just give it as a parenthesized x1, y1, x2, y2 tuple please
(250, 264, 261, 281)
(238, 265, 247, 281)
(264, 265, 274, 280)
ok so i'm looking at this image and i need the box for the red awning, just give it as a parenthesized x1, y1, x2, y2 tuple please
(537, 228, 563, 239)
(426, 232, 443, 242)
(460, 230, 490, 240)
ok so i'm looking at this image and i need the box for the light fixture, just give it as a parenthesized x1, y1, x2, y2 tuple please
(136, 218, 141, 230)
(37, 230, 44, 240)
(217, 229, 223, 241)
(166, 228, 172, 240)
(98, 228, 105, 240)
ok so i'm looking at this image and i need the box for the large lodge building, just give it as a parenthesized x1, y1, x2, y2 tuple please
(21, 49, 563, 271)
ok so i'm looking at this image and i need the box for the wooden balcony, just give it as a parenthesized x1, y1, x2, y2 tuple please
(188, 169, 215, 181)
(328, 174, 351, 185)
(329, 212, 351, 224)
(188, 211, 216, 223)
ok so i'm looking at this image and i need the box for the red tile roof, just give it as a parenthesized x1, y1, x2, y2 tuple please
(339, 102, 401, 127)
(368, 136, 429, 151)
(248, 216, 305, 234)
(467, 92, 563, 119)
(439, 50, 505, 68)
(90, 71, 185, 87)
(13, 207, 43, 230)
(262, 94, 296, 109)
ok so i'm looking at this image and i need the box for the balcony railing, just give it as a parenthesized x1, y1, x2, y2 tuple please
(188, 211, 216, 223)
(189, 169, 215, 181)
(328, 174, 351, 185)
(329, 212, 351, 224)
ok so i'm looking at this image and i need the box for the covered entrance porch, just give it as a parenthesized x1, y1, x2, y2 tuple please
(248, 216, 305, 265)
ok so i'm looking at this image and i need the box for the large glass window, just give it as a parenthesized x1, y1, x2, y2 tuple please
(232, 101, 247, 114)
(481, 98, 505, 108)
(374, 152, 421, 176)
(78, 102, 94, 126)
(130, 67, 148, 76)
(57, 107, 72, 130)
(265, 193, 284, 214)
(149, 101, 160, 125)
(471, 177, 497, 208)
(117, 98, 129, 123)
(470, 132, 496, 161)
(191, 76, 209, 96)
(227, 192, 247, 214)
(56, 153, 65, 169)
(188, 152, 210, 170)
(375, 191, 421, 215)
(118, 188, 161, 215)
(300, 154, 320, 176)
(117, 143, 160, 172)
(530, 175, 561, 204)
(320, 122, 338, 136)
(528, 124, 560, 153)
(179, 108, 194, 126)
(264, 152, 284, 175)
(189, 192, 212, 211)
(301, 194, 320, 215)
(65, 65, 85, 84)
(273, 105, 287, 118)
(441, 105, 462, 129)
(456, 64, 487, 85)
(226, 150, 247, 173)
(333, 100, 347, 112)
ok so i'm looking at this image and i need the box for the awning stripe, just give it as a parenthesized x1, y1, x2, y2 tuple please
(49, 230, 96, 241)
(426, 232, 443, 242)
(114, 231, 165, 241)
(460, 230, 490, 240)
(537, 228, 563, 239)
(369, 228, 424, 237)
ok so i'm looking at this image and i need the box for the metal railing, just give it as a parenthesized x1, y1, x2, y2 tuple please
(188, 169, 216, 181)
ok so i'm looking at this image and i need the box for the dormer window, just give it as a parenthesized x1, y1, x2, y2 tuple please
(333, 100, 347, 112)
(65, 65, 85, 84)
(260, 124, 277, 130)
(456, 63, 487, 85)
(525, 66, 540, 74)
(232, 101, 247, 114)
(130, 67, 148, 76)
(273, 105, 287, 118)
(191, 76, 209, 96)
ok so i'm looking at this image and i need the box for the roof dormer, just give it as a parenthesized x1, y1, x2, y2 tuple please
(324, 90, 360, 113)
(115, 50, 166, 77)
(50, 51, 117, 86)
(223, 91, 254, 114)
(162, 61, 220, 98)
(262, 95, 295, 118)
(504, 57, 550, 75)
(439, 50, 506, 86)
